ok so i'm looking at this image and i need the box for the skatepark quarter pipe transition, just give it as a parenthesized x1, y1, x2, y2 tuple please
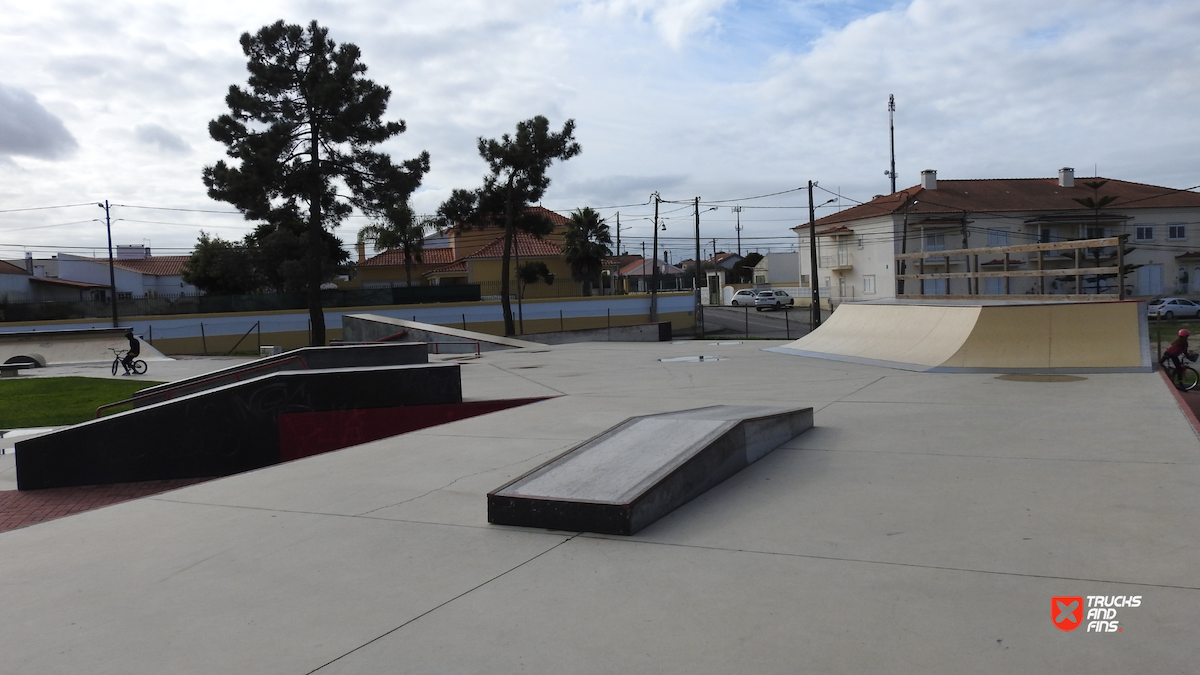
(768, 300, 1151, 373)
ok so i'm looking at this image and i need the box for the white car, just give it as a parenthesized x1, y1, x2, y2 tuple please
(730, 289, 761, 306)
(1148, 297, 1200, 319)
(755, 290, 794, 311)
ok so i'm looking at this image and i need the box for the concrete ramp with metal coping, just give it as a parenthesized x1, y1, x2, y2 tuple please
(768, 300, 1151, 373)
(488, 405, 813, 535)
(0, 327, 168, 366)
(343, 313, 541, 353)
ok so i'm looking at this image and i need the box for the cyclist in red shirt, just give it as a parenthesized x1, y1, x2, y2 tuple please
(1161, 329, 1190, 382)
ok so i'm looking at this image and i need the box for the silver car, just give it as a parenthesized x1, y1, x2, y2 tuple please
(1148, 297, 1200, 319)
(755, 290, 794, 311)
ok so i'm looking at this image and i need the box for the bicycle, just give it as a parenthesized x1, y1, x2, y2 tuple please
(110, 348, 148, 376)
(1162, 351, 1199, 391)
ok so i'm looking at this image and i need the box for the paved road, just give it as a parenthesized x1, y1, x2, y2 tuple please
(700, 305, 829, 339)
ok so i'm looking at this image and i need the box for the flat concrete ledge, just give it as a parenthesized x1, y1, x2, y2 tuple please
(488, 405, 813, 535)
(518, 322, 672, 345)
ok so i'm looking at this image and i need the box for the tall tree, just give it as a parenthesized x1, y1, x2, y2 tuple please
(438, 116, 580, 335)
(563, 207, 612, 296)
(357, 201, 429, 287)
(181, 231, 260, 295)
(203, 20, 429, 345)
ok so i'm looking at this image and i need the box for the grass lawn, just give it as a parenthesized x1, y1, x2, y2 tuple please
(0, 377, 164, 429)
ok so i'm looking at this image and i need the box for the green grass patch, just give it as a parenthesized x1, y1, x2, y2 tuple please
(0, 377, 165, 429)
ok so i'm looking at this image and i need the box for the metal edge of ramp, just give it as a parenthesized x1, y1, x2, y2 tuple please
(345, 313, 542, 349)
(487, 405, 814, 535)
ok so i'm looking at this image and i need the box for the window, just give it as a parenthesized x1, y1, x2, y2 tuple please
(1136, 226, 1154, 241)
(985, 277, 1005, 295)
(924, 278, 948, 294)
(800, 274, 810, 288)
(863, 275, 876, 294)
(987, 228, 1010, 247)
(1169, 224, 1186, 240)
(1039, 228, 1055, 243)
(1085, 227, 1106, 239)
(924, 232, 946, 251)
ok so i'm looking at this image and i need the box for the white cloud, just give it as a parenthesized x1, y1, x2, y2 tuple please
(135, 123, 191, 154)
(0, 83, 78, 160)
(580, 0, 735, 48)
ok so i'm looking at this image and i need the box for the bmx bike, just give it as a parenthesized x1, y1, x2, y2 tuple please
(110, 348, 148, 376)
(1162, 351, 1199, 391)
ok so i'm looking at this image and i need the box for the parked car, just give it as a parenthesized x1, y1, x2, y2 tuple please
(1148, 297, 1200, 319)
(730, 289, 762, 306)
(755, 289, 794, 311)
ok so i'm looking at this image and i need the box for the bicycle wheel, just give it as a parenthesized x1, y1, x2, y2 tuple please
(132, 360, 148, 375)
(1179, 367, 1199, 391)
(112, 358, 120, 376)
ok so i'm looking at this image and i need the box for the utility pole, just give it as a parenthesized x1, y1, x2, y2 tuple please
(615, 212, 621, 255)
(98, 200, 118, 328)
(651, 193, 660, 322)
(694, 197, 704, 337)
(732, 206, 743, 256)
(887, 94, 897, 194)
(808, 181, 821, 329)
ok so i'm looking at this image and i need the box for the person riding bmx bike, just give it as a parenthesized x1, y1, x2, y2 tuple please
(1161, 329, 1190, 383)
(121, 328, 140, 375)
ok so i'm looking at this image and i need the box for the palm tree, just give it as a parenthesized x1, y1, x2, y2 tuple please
(357, 201, 430, 287)
(563, 207, 613, 296)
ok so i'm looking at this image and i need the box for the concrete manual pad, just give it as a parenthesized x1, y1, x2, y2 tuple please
(489, 405, 814, 534)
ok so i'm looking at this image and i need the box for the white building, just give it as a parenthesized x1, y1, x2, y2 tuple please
(795, 168, 1200, 302)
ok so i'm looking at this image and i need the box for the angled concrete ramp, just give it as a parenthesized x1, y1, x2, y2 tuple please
(768, 300, 1151, 373)
(343, 313, 541, 353)
(0, 327, 168, 366)
(488, 405, 813, 535)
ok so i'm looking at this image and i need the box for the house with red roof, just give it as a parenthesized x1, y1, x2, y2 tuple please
(354, 206, 574, 293)
(793, 168, 1200, 302)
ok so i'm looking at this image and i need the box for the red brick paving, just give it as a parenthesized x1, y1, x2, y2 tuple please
(0, 478, 212, 534)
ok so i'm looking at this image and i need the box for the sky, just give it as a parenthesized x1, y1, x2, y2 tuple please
(2, 0, 1199, 264)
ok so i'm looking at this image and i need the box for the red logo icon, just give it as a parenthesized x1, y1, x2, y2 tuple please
(1053, 596, 1084, 632)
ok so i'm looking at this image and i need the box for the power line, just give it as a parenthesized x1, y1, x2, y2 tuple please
(0, 202, 95, 214)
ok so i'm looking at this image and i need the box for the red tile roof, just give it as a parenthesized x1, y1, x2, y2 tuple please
(0, 260, 29, 276)
(796, 177, 1200, 230)
(359, 247, 456, 267)
(466, 231, 563, 259)
(619, 259, 684, 276)
(110, 256, 191, 276)
(426, 259, 468, 276)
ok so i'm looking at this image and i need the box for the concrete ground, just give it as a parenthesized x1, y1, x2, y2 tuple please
(0, 340, 1197, 673)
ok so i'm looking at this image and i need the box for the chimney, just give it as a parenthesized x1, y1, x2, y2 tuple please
(356, 242, 366, 263)
(920, 170, 937, 190)
(24, 252, 32, 274)
(1058, 167, 1075, 188)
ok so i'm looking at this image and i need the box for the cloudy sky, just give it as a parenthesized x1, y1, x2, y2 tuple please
(2, 0, 1198, 263)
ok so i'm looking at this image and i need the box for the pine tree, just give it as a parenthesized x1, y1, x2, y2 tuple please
(203, 20, 429, 344)
(438, 116, 580, 335)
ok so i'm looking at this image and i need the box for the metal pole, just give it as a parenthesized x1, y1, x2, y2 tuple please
(651, 193, 660, 323)
(694, 197, 703, 338)
(732, 206, 743, 256)
(808, 181, 821, 329)
(889, 95, 897, 195)
(99, 200, 118, 327)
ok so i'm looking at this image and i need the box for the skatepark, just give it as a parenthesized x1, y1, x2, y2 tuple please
(0, 301, 1197, 673)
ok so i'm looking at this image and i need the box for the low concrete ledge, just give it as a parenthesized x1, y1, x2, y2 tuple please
(488, 405, 813, 535)
(518, 321, 672, 345)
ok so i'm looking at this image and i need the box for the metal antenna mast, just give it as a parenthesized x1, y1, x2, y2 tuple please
(732, 205, 743, 256)
(886, 94, 897, 194)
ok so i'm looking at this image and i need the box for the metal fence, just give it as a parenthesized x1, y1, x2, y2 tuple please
(0, 286, 482, 322)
